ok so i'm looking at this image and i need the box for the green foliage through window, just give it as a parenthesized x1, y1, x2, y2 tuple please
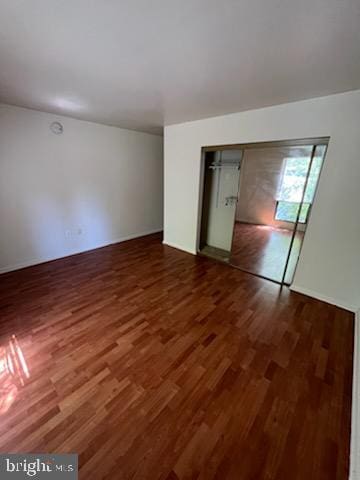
(275, 201, 310, 223)
(275, 146, 324, 223)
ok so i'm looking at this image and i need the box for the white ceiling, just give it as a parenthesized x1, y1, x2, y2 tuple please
(0, 0, 359, 135)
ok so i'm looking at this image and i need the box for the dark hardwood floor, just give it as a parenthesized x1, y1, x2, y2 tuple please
(0, 233, 354, 479)
(230, 222, 304, 283)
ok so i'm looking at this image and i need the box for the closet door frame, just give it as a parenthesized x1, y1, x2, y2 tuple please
(197, 137, 329, 285)
(282, 143, 328, 285)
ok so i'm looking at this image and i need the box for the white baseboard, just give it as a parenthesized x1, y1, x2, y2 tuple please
(0, 228, 163, 275)
(162, 240, 196, 255)
(290, 284, 358, 313)
(350, 309, 360, 480)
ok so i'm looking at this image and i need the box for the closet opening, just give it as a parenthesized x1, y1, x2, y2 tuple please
(198, 138, 329, 285)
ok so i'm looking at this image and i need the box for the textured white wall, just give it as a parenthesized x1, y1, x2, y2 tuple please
(236, 146, 312, 231)
(236, 148, 286, 228)
(164, 90, 360, 311)
(0, 104, 163, 273)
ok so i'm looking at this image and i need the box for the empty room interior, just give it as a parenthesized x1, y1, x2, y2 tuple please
(0, 1, 359, 479)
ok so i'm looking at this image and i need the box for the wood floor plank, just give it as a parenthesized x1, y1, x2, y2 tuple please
(0, 232, 354, 479)
(230, 221, 304, 283)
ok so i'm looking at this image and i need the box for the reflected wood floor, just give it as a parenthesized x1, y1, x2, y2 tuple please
(231, 222, 304, 283)
(0, 233, 354, 480)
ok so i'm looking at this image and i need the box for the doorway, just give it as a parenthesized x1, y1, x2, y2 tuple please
(198, 138, 328, 285)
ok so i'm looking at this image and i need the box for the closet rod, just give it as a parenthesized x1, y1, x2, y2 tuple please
(209, 164, 240, 169)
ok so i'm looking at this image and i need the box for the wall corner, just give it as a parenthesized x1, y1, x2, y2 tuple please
(350, 308, 360, 480)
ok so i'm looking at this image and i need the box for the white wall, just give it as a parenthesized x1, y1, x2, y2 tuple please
(236, 147, 287, 228)
(164, 90, 360, 312)
(236, 146, 312, 230)
(203, 150, 242, 251)
(0, 104, 163, 273)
